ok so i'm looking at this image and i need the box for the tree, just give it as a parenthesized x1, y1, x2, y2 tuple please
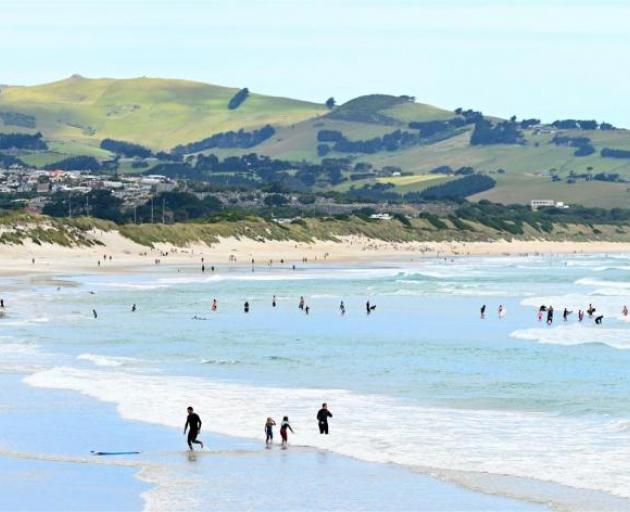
(325, 97, 336, 109)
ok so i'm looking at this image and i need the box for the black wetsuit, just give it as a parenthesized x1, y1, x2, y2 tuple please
(317, 408, 333, 434)
(185, 413, 203, 449)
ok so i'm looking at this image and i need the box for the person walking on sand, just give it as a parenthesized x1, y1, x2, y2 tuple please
(265, 417, 276, 447)
(184, 406, 204, 451)
(280, 416, 294, 449)
(317, 403, 332, 435)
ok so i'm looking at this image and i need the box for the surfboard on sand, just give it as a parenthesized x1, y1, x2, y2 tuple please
(91, 451, 141, 456)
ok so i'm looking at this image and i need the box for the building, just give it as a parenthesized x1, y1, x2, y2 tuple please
(530, 199, 569, 210)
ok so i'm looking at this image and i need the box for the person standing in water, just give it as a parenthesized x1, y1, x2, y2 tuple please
(317, 403, 332, 435)
(546, 306, 554, 325)
(498, 305, 504, 318)
(264, 417, 276, 447)
(280, 416, 294, 449)
(623, 305, 628, 317)
(131, 304, 136, 312)
(184, 406, 204, 450)
(272, 295, 277, 307)
(244, 301, 250, 313)
(92, 309, 98, 319)
(211, 299, 217, 311)
(563, 308, 571, 321)
(480, 305, 486, 319)
(298, 296, 305, 310)
(339, 301, 346, 315)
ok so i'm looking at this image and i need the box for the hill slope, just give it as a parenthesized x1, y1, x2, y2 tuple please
(0, 75, 326, 149)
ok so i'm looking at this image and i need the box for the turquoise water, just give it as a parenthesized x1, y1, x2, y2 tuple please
(3, 254, 630, 507)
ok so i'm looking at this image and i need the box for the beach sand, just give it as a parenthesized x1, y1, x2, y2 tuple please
(2, 231, 630, 277)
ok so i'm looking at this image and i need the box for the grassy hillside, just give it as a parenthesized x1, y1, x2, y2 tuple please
(2, 76, 630, 208)
(0, 75, 326, 150)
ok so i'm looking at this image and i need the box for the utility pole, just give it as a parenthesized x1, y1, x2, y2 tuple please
(134, 205, 137, 224)
(150, 197, 154, 224)
(162, 197, 165, 224)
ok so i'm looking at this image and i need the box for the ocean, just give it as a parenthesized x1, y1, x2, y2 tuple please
(2, 253, 630, 510)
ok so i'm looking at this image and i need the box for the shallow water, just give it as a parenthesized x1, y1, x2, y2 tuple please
(3, 253, 630, 508)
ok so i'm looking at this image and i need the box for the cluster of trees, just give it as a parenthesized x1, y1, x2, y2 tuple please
(100, 138, 153, 158)
(45, 156, 101, 171)
(0, 111, 36, 128)
(0, 132, 48, 151)
(551, 134, 595, 157)
(0, 152, 25, 168)
(228, 88, 250, 110)
(43, 189, 123, 221)
(317, 129, 429, 155)
(551, 119, 616, 130)
(345, 183, 400, 203)
(601, 148, 630, 159)
(470, 119, 524, 145)
(519, 118, 540, 129)
(408, 118, 467, 137)
(172, 125, 275, 155)
(430, 165, 475, 176)
(407, 175, 496, 201)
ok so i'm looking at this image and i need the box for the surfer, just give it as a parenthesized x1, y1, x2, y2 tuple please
(265, 417, 276, 446)
(280, 416, 294, 449)
(317, 403, 332, 435)
(480, 304, 486, 319)
(546, 306, 554, 325)
(184, 406, 204, 451)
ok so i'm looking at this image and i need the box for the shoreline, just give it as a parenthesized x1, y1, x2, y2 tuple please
(2, 234, 630, 278)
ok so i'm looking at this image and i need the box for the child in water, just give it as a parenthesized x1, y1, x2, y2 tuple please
(265, 417, 276, 447)
(280, 416, 294, 449)
(211, 299, 217, 311)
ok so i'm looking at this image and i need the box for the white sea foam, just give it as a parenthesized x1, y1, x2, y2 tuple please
(77, 353, 139, 367)
(24, 367, 630, 500)
(511, 324, 630, 350)
(102, 283, 170, 290)
(575, 278, 630, 290)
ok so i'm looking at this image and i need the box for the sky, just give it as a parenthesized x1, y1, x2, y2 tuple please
(1, 0, 629, 126)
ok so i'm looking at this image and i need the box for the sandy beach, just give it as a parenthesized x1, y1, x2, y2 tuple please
(2, 231, 630, 277)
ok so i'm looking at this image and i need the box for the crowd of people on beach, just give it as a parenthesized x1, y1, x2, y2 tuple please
(185, 403, 333, 451)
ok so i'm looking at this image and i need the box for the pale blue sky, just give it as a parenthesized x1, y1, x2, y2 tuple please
(2, 0, 629, 126)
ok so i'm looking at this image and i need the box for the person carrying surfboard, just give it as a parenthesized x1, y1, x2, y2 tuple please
(184, 406, 204, 451)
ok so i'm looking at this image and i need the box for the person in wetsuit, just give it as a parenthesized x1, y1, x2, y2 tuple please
(244, 301, 250, 313)
(480, 305, 486, 319)
(546, 306, 554, 325)
(595, 315, 604, 325)
(184, 406, 204, 450)
(317, 403, 333, 435)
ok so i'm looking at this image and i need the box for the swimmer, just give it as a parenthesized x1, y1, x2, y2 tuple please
(280, 416, 294, 449)
(265, 417, 276, 447)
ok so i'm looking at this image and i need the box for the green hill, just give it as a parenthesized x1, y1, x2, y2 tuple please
(2, 76, 630, 207)
(0, 75, 326, 150)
